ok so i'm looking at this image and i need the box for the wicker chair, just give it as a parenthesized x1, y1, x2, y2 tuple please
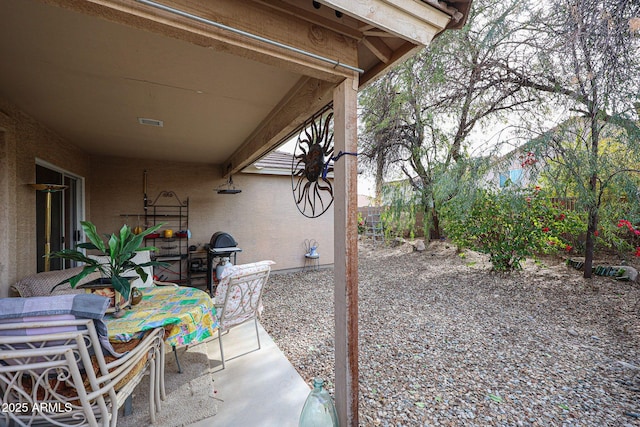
(214, 261, 274, 369)
(0, 298, 164, 426)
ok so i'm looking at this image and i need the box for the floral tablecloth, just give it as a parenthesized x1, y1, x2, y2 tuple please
(105, 286, 218, 347)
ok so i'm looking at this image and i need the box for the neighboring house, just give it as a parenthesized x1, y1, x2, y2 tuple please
(0, 1, 471, 423)
(484, 148, 537, 189)
(381, 177, 423, 204)
(357, 194, 375, 207)
(483, 115, 631, 190)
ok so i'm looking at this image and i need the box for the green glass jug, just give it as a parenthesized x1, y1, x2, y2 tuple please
(299, 378, 339, 427)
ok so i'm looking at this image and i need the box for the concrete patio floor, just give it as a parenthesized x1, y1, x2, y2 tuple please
(188, 321, 311, 426)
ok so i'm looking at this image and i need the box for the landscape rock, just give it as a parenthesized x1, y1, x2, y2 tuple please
(613, 265, 638, 282)
(413, 240, 426, 252)
(263, 240, 640, 426)
(391, 237, 405, 247)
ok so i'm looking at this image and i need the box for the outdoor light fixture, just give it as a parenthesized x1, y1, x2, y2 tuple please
(30, 183, 68, 272)
(216, 175, 242, 194)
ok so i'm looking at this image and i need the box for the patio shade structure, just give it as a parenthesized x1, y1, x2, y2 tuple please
(0, 1, 471, 424)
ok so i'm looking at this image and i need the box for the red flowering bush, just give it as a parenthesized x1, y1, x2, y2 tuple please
(520, 152, 537, 168)
(536, 203, 584, 255)
(617, 219, 640, 256)
(617, 219, 640, 236)
(357, 212, 366, 234)
(442, 186, 583, 271)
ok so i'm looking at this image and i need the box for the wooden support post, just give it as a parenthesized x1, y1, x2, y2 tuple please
(333, 77, 359, 426)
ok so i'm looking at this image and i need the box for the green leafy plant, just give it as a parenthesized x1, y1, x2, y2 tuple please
(380, 184, 421, 240)
(540, 208, 585, 255)
(357, 212, 366, 234)
(442, 187, 538, 271)
(49, 221, 168, 299)
(441, 186, 583, 271)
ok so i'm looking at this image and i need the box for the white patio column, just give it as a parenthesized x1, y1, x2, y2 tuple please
(333, 77, 359, 426)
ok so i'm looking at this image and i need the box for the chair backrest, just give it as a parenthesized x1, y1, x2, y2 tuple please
(11, 267, 100, 297)
(0, 317, 115, 427)
(214, 261, 273, 330)
(0, 294, 163, 427)
(0, 294, 121, 358)
(304, 239, 319, 253)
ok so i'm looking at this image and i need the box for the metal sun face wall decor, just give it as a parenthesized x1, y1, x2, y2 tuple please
(291, 108, 335, 218)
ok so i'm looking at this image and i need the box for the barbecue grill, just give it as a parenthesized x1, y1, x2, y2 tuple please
(207, 231, 242, 293)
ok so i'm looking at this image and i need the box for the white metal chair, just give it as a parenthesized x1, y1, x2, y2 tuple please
(213, 261, 274, 369)
(0, 300, 164, 426)
(303, 239, 320, 271)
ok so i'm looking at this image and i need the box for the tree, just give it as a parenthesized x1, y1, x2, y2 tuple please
(503, 0, 640, 277)
(535, 119, 640, 255)
(359, 0, 538, 239)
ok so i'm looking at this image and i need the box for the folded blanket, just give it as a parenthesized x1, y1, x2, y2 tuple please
(0, 294, 121, 357)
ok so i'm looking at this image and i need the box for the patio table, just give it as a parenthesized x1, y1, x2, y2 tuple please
(105, 286, 218, 372)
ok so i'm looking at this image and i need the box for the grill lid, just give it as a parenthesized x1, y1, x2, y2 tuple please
(210, 231, 237, 248)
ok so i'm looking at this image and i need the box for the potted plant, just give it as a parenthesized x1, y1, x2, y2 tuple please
(49, 221, 168, 308)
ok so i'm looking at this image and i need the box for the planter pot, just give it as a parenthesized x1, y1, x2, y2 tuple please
(131, 287, 143, 305)
(78, 278, 133, 314)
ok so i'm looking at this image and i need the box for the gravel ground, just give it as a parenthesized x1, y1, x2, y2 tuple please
(261, 240, 640, 426)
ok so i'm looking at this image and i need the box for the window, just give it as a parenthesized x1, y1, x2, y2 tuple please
(499, 173, 509, 188)
(510, 168, 523, 184)
(499, 169, 524, 188)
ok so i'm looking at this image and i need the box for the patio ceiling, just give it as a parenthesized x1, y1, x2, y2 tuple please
(0, 0, 470, 174)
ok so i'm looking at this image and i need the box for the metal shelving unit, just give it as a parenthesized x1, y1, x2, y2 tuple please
(145, 191, 189, 284)
(188, 250, 208, 291)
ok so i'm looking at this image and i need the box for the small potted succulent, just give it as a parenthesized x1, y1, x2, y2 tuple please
(50, 221, 168, 313)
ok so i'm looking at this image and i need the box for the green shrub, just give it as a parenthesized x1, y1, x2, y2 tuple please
(380, 184, 420, 239)
(357, 212, 366, 234)
(441, 186, 583, 271)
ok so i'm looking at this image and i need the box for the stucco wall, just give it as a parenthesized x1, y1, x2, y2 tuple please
(0, 127, 16, 298)
(0, 98, 92, 296)
(89, 155, 334, 274)
(0, 96, 335, 296)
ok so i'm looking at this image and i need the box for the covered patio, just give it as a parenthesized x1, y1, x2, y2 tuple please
(116, 320, 310, 426)
(0, 0, 470, 424)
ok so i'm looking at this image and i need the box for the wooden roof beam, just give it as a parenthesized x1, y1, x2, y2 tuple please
(361, 36, 392, 64)
(253, 0, 363, 40)
(51, 0, 359, 82)
(363, 29, 402, 38)
(222, 77, 335, 177)
(318, 0, 451, 45)
(360, 41, 422, 88)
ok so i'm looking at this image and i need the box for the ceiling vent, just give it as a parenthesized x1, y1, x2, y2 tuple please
(138, 117, 164, 127)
